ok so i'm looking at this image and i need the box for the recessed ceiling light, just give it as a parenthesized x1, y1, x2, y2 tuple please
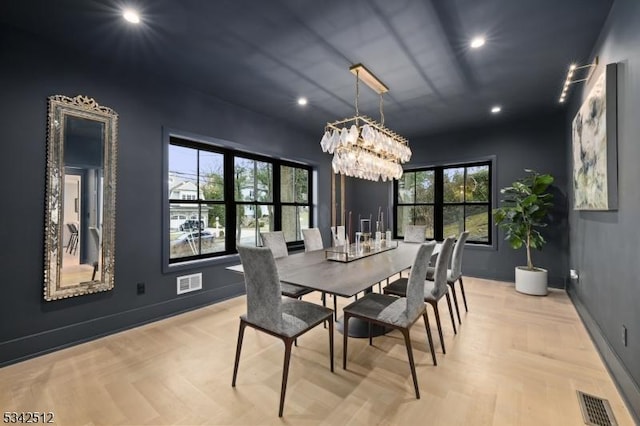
(297, 97, 308, 106)
(491, 106, 501, 114)
(470, 36, 486, 49)
(123, 9, 140, 24)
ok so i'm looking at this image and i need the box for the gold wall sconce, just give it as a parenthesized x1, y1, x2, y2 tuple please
(559, 56, 598, 103)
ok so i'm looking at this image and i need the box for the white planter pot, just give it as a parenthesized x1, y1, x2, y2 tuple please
(515, 266, 548, 296)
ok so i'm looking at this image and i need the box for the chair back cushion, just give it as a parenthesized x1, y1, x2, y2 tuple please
(260, 231, 289, 258)
(403, 225, 426, 243)
(302, 228, 324, 251)
(430, 237, 455, 298)
(405, 241, 437, 319)
(450, 231, 470, 278)
(237, 245, 283, 329)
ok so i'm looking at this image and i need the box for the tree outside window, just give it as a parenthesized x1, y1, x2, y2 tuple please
(394, 162, 491, 243)
(167, 136, 312, 264)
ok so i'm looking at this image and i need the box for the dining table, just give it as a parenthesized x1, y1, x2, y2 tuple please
(227, 241, 440, 337)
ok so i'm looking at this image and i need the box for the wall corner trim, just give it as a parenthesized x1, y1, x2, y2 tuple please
(568, 286, 640, 424)
(0, 283, 244, 367)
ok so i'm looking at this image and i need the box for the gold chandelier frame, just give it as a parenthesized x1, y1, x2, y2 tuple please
(321, 64, 411, 182)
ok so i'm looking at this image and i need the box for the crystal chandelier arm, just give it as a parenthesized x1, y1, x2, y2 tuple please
(322, 63, 411, 182)
(325, 115, 408, 145)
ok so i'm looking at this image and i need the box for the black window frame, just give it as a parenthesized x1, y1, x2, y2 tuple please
(279, 164, 312, 247)
(393, 160, 492, 245)
(167, 135, 313, 265)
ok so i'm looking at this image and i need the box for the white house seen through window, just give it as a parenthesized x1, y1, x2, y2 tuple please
(168, 136, 313, 263)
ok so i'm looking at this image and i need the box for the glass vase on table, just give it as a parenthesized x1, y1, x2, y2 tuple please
(375, 220, 383, 249)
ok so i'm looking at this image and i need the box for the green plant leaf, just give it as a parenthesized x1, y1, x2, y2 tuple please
(495, 169, 554, 257)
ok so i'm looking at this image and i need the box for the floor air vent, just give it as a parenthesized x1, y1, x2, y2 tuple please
(577, 390, 617, 426)
(177, 273, 202, 295)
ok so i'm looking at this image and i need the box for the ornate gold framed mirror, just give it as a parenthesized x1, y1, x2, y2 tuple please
(44, 95, 118, 301)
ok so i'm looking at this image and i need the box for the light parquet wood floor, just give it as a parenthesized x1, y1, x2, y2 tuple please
(1, 277, 634, 425)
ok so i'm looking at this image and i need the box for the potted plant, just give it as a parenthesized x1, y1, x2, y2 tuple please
(493, 169, 554, 295)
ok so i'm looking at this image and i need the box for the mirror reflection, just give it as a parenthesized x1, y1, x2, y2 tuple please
(44, 95, 117, 301)
(61, 116, 104, 286)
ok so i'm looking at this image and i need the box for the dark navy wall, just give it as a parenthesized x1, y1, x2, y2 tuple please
(0, 27, 331, 365)
(566, 0, 640, 420)
(349, 111, 569, 287)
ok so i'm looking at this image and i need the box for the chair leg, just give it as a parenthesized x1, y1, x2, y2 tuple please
(67, 234, 74, 253)
(445, 293, 457, 335)
(431, 302, 446, 354)
(459, 277, 468, 312)
(333, 296, 338, 320)
(70, 235, 78, 255)
(328, 317, 334, 372)
(231, 320, 247, 387)
(279, 339, 293, 417)
(343, 314, 350, 369)
(401, 329, 420, 399)
(368, 322, 373, 346)
(422, 312, 437, 366)
(66, 234, 73, 253)
(449, 282, 462, 325)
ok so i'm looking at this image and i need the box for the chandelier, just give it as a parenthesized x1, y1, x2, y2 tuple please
(320, 64, 411, 182)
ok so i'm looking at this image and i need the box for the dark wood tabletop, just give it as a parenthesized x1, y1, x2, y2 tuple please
(228, 242, 438, 298)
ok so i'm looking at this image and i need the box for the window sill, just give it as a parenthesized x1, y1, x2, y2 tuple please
(164, 252, 240, 274)
(465, 242, 497, 251)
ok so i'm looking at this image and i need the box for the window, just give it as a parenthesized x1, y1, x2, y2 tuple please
(394, 161, 491, 244)
(168, 136, 312, 263)
(234, 157, 273, 247)
(280, 165, 310, 242)
(169, 145, 225, 261)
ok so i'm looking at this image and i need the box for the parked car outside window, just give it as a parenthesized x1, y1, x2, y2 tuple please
(179, 219, 204, 231)
(170, 230, 217, 257)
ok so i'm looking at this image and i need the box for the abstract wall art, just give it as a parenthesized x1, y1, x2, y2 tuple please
(572, 62, 618, 210)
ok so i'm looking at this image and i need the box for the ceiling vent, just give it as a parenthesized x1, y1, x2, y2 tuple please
(177, 273, 202, 295)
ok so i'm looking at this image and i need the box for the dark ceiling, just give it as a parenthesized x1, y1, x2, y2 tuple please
(1, 0, 613, 138)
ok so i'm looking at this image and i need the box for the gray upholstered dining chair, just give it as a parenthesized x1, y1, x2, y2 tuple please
(66, 223, 79, 255)
(308, 226, 348, 316)
(384, 237, 457, 354)
(260, 231, 313, 299)
(330, 225, 346, 247)
(260, 231, 290, 259)
(426, 231, 470, 324)
(399, 224, 427, 278)
(301, 227, 331, 310)
(326, 225, 370, 316)
(403, 224, 427, 243)
(302, 228, 324, 251)
(342, 242, 438, 399)
(232, 245, 334, 417)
